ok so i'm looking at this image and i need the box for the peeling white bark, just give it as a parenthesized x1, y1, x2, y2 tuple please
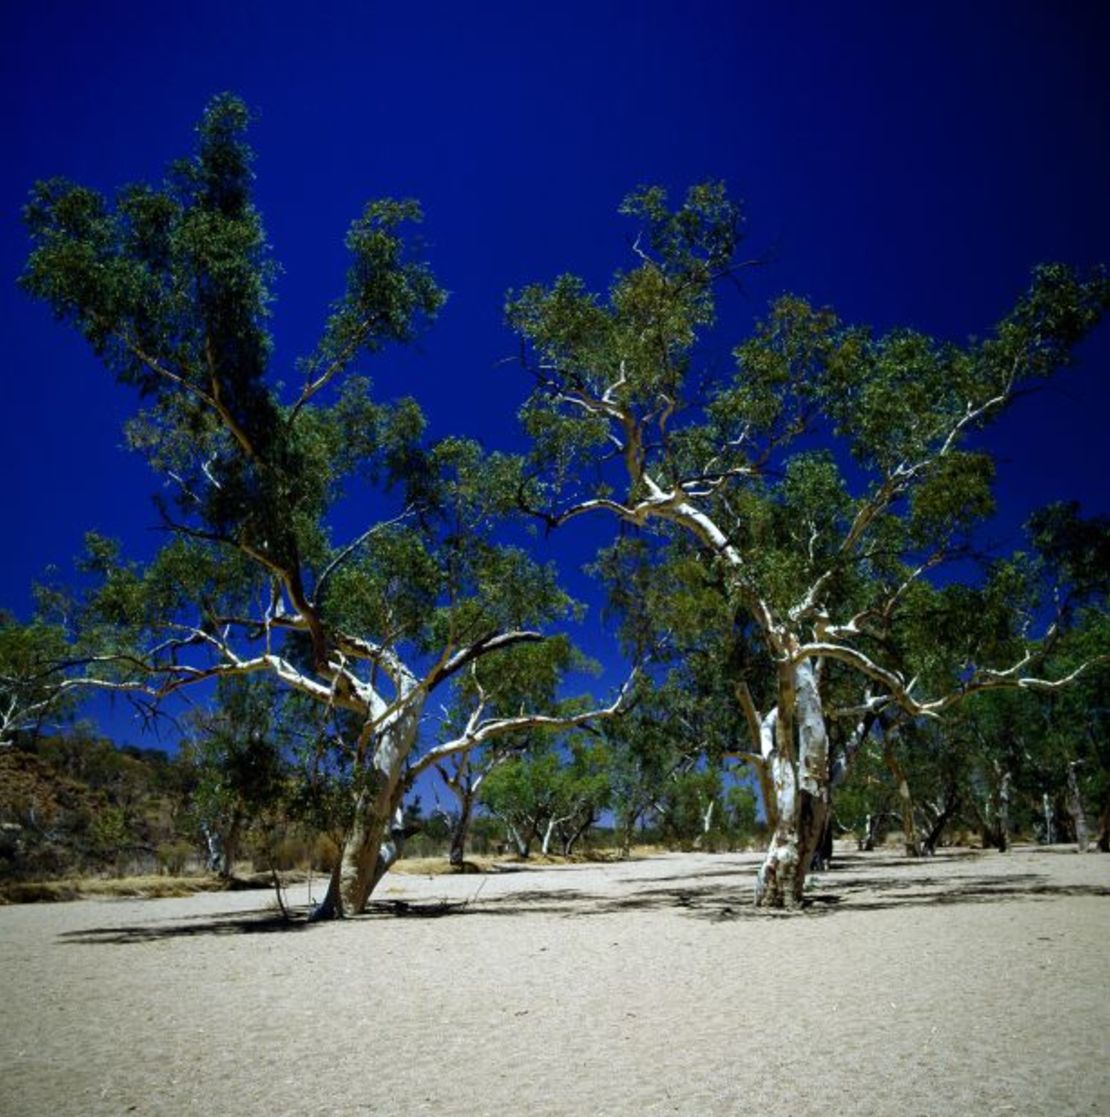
(754, 658, 834, 907)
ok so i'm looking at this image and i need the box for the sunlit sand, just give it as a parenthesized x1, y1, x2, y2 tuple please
(2, 846, 1106, 1116)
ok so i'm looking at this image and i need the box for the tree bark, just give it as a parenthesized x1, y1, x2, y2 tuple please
(219, 812, 243, 879)
(755, 658, 830, 908)
(1068, 762, 1089, 853)
(506, 821, 531, 858)
(693, 798, 716, 849)
(1042, 791, 1056, 845)
(996, 769, 1012, 854)
(882, 735, 920, 857)
(920, 789, 958, 856)
(561, 811, 595, 856)
(313, 697, 424, 919)
(202, 824, 223, 874)
(448, 791, 474, 867)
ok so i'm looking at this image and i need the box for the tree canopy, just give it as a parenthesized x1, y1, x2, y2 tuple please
(507, 183, 1109, 904)
(18, 95, 630, 916)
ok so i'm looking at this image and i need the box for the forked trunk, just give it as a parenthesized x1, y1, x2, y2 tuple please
(202, 813, 243, 878)
(920, 789, 959, 856)
(312, 698, 424, 919)
(755, 659, 830, 908)
(202, 824, 223, 874)
(695, 799, 715, 848)
(561, 811, 594, 856)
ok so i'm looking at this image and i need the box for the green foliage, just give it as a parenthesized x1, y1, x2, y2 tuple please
(19, 96, 591, 752)
(479, 734, 612, 856)
(302, 198, 445, 381)
(0, 614, 73, 744)
(1029, 502, 1110, 615)
(0, 730, 195, 880)
(181, 676, 290, 866)
(20, 94, 452, 627)
(512, 183, 1109, 740)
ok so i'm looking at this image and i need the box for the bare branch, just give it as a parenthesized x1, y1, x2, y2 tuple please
(408, 668, 639, 780)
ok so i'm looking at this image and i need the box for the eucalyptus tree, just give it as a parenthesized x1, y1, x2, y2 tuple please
(479, 731, 612, 857)
(478, 745, 562, 857)
(0, 615, 72, 747)
(508, 183, 1109, 906)
(182, 675, 291, 877)
(429, 637, 584, 866)
(20, 95, 628, 917)
(590, 527, 778, 839)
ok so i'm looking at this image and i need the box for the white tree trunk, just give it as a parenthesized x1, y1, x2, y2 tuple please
(1042, 791, 1055, 845)
(542, 813, 574, 855)
(314, 696, 425, 919)
(755, 658, 832, 907)
(505, 821, 532, 858)
(997, 770, 1012, 853)
(701, 798, 716, 837)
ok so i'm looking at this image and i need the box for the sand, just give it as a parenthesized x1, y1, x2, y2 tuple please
(1, 845, 1107, 1117)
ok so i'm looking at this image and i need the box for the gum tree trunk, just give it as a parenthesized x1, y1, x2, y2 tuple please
(313, 697, 424, 919)
(1068, 762, 1089, 853)
(541, 816, 559, 855)
(755, 658, 830, 908)
(882, 735, 920, 857)
(920, 789, 959, 855)
(560, 811, 595, 856)
(448, 792, 474, 867)
(507, 822, 531, 858)
(691, 797, 716, 850)
(1042, 791, 1056, 845)
(996, 769, 1012, 853)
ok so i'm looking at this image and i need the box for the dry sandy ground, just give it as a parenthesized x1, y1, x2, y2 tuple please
(1, 846, 1107, 1117)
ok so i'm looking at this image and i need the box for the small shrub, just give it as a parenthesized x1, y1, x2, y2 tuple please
(156, 839, 194, 876)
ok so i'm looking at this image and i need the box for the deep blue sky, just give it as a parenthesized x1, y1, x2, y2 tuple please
(3, 1, 1109, 745)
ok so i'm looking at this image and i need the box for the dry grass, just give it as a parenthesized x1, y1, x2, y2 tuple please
(0, 874, 230, 904)
(390, 846, 670, 876)
(0, 846, 704, 901)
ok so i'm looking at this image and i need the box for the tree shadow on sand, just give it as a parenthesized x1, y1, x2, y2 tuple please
(459, 871, 1110, 923)
(58, 861, 1109, 942)
(59, 909, 310, 944)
